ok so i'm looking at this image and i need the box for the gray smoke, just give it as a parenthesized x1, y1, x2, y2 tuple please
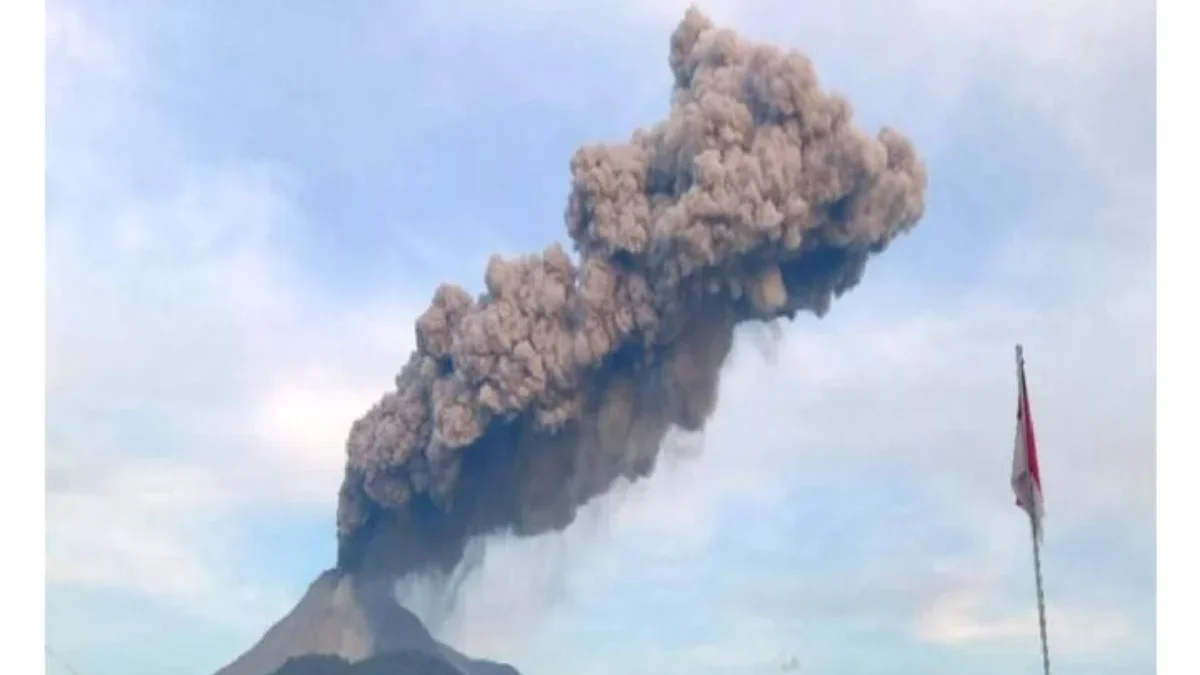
(335, 7, 927, 578)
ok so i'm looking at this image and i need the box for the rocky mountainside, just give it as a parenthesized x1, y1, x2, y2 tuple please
(269, 651, 476, 675)
(214, 570, 519, 675)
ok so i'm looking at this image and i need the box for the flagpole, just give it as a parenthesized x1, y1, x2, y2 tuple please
(1029, 505, 1051, 675)
(1016, 344, 1052, 675)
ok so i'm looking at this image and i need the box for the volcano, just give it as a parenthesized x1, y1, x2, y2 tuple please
(215, 571, 519, 675)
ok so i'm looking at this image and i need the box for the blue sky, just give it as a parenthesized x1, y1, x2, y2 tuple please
(45, 1, 1155, 674)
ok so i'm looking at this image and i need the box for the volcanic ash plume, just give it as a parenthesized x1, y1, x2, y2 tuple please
(335, 8, 927, 578)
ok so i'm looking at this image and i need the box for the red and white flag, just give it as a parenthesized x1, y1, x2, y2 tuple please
(1011, 346, 1044, 541)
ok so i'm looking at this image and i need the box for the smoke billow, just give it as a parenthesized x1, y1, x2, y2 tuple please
(335, 8, 926, 578)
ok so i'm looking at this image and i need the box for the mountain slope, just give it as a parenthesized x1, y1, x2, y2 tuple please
(215, 570, 519, 675)
(270, 651, 464, 675)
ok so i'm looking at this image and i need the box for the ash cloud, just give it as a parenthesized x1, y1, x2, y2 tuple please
(335, 7, 927, 578)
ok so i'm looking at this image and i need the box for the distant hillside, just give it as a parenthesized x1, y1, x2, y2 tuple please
(270, 651, 465, 675)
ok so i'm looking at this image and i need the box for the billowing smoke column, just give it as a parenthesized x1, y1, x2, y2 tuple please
(336, 8, 926, 578)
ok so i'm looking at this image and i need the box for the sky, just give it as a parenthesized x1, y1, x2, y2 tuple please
(44, 1, 1156, 674)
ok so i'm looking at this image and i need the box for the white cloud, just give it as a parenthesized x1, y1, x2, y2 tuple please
(47, 465, 270, 625)
(442, 0, 1152, 101)
(45, 0, 127, 80)
(639, 613, 801, 673)
(44, 1, 422, 621)
(914, 586, 1136, 659)
(46, 170, 420, 608)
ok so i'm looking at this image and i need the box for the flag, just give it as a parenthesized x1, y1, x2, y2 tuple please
(1011, 346, 1044, 540)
